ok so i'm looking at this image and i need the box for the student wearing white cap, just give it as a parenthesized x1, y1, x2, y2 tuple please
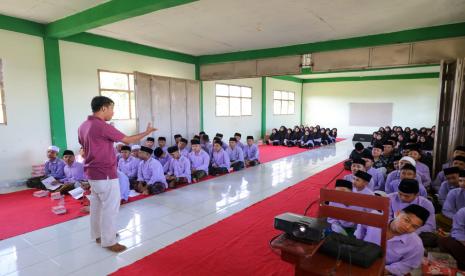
(26, 145, 66, 189)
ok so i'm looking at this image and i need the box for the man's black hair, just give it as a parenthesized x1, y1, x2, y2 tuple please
(91, 96, 114, 113)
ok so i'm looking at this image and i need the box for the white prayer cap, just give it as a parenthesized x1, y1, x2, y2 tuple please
(48, 145, 60, 153)
(131, 145, 141, 151)
(400, 156, 416, 167)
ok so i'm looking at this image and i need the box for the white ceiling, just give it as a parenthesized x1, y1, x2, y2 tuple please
(88, 0, 465, 55)
(294, 66, 440, 79)
(0, 0, 108, 24)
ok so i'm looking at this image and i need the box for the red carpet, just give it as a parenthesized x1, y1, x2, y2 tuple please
(112, 162, 350, 276)
(0, 139, 345, 240)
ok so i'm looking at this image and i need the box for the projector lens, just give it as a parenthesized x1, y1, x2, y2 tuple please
(299, 225, 306, 232)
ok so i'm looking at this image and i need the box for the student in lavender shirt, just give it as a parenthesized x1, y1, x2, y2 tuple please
(243, 136, 260, 167)
(131, 144, 141, 158)
(406, 144, 432, 188)
(177, 138, 190, 158)
(226, 137, 245, 171)
(361, 152, 385, 191)
(144, 137, 155, 149)
(215, 133, 228, 150)
(117, 170, 130, 203)
(157, 137, 168, 153)
(438, 170, 465, 231)
(385, 163, 428, 197)
(387, 179, 436, 246)
(173, 134, 182, 146)
(117, 145, 140, 186)
(433, 155, 465, 192)
(433, 145, 465, 187)
(57, 150, 86, 194)
(75, 147, 85, 164)
(153, 147, 171, 173)
(438, 167, 460, 206)
(136, 146, 167, 195)
(438, 207, 465, 270)
(343, 158, 376, 191)
(327, 179, 357, 236)
(209, 140, 230, 176)
(385, 156, 423, 187)
(188, 139, 210, 182)
(355, 204, 430, 276)
(352, 170, 374, 197)
(201, 134, 213, 157)
(165, 146, 191, 188)
(26, 145, 66, 189)
(234, 132, 245, 151)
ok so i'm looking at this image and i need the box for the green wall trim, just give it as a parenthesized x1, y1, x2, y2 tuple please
(62, 32, 196, 64)
(301, 73, 439, 83)
(0, 13, 45, 37)
(43, 38, 67, 151)
(46, 0, 198, 38)
(270, 75, 303, 83)
(261, 77, 267, 139)
(300, 82, 303, 125)
(198, 22, 465, 65)
(299, 64, 439, 75)
(195, 63, 204, 131)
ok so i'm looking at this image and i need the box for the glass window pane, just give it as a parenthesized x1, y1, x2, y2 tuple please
(129, 74, 134, 91)
(241, 98, 252, 115)
(216, 84, 229, 96)
(288, 101, 295, 114)
(281, 100, 289, 114)
(274, 100, 281, 114)
(230, 97, 241, 116)
(230, 85, 241, 97)
(241, 87, 252, 98)
(216, 97, 229, 116)
(288, 92, 295, 100)
(130, 92, 136, 119)
(99, 71, 129, 90)
(281, 92, 288, 100)
(101, 91, 130, 119)
(273, 90, 281, 99)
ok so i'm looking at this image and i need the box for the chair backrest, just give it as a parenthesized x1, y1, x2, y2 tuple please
(318, 188, 390, 254)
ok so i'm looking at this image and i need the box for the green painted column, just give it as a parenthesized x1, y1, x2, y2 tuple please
(300, 81, 304, 125)
(195, 62, 204, 131)
(261, 77, 267, 139)
(43, 37, 67, 151)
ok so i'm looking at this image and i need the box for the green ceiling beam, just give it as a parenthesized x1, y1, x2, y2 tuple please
(198, 22, 465, 65)
(301, 73, 439, 83)
(46, 0, 198, 38)
(62, 32, 196, 64)
(270, 75, 303, 83)
(0, 13, 45, 37)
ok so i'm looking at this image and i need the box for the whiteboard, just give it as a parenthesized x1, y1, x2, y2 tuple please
(349, 103, 393, 127)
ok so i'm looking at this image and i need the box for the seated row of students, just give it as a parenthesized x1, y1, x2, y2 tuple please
(266, 125, 337, 147)
(371, 125, 435, 152)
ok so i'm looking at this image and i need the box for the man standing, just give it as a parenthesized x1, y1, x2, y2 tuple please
(78, 96, 156, 253)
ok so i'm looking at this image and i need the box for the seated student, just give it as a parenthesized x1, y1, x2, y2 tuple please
(351, 170, 374, 196)
(312, 127, 322, 146)
(76, 147, 85, 164)
(157, 137, 168, 153)
(283, 128, 295, 147)
(361, 152, 385, 191)
(117, 145, 140, 184)
(327, 179, 356, 236)
(234, 133, 245, 151)
(226, 137, 245, 171)
(297, 129, 314, 148)
(55, 150, 86, 194)
(292, 127, 304, 145)
(26, 145, 66, 189)
(277, 126, 287, 145)
(165, 146, 191, 188)
(153, 147, 171, 173)
(349, 142, 371, 161)
(173, 134, 182, 146)
(381, 140, 398, 170)
(385, 163, 427, 197)
(343, 158, 375, 191)
(388, 179, 436, 242)
(209, 140, 230, 176)
(136, 146, 167, 195)
(201, 134, 213, 157)
(433, 155, 465, 192)
(118, 170, 130, 204)
(188, 139, 210, 182)
(215, 133, 228, 150)
(267, 128, 281, 146)
(355, 204, 430, 276)
(438, 170, 465, 231)
(243, 136, 260, 167)
(115, 143, 124, 162)
(144, 137, 155, 149)
(385, 156, 423, 187)
(438, 207, 465, 271)
(177, 138, 190, 158)
(440, 145, 465, 170)
(320, 128, 331, 145)
(131, 145, 141, 158)
(371, 144, 387, 169)
(438, 167, 460, 206)
(406, 144, 432, 188)
(199, 131, 206, 141)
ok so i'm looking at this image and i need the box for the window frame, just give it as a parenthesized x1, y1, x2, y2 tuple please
(0, 59, 6, 125)
(215, 83, 253, 117)
(97, 69, 135, 120)
(273, 90, 296, 115)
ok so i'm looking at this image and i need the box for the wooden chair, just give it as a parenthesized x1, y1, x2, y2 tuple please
(271, 188, 390, 276)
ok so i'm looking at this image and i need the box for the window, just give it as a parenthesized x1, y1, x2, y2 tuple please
(215, 84, 252, 116)
(0, 59, 6, 125)
(98, 70, 135, 120)
(273, 90, 295, 115)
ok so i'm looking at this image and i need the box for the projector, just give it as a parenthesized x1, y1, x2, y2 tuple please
(274, 212, 329, 243)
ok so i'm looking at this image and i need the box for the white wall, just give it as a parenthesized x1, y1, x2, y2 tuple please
(59, 41, 196, 152)
(203, 78, 262, 139)
(302, 79, 440, 137)
(266, 77, 302, 134)
(0, 30, 51, 184)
